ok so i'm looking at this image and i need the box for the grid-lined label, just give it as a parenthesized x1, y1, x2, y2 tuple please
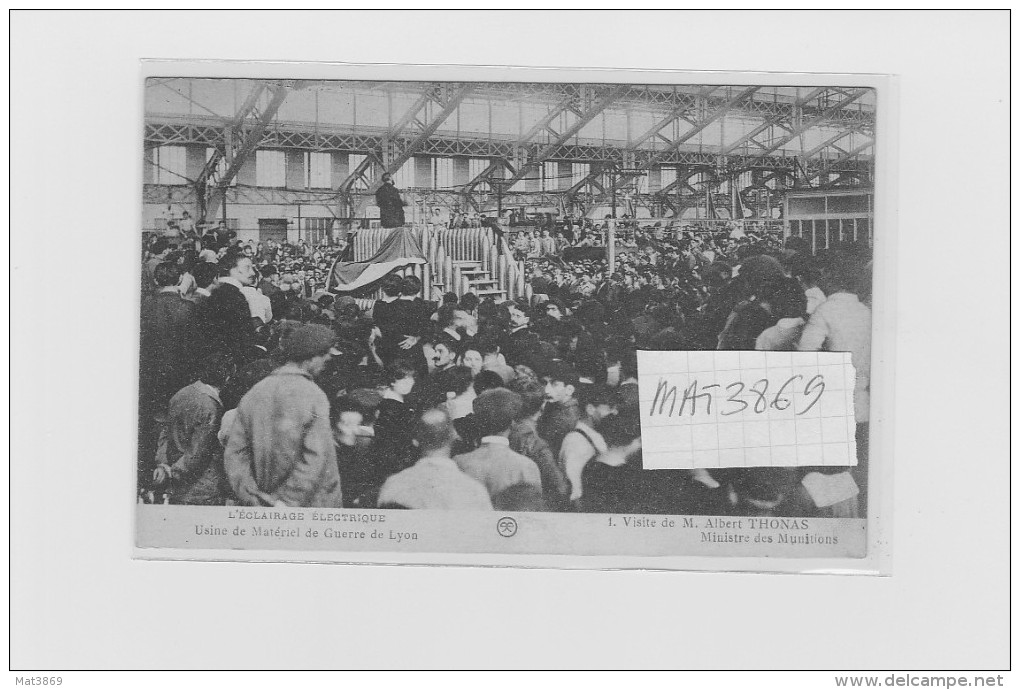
(637, 350, 857, 470)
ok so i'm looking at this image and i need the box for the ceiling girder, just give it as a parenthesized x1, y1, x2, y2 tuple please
(204, 83, 289, 220)
(658, 171, 702, 197)
(503, 85, 628, 189)
(756, 88, 870, 158)
(564, 167, 607, 195)
(607, 87, 759, 196)
(370, 84, 473, 192)
(801, 123, 867, 158)
(718, 87, 834, 156)
(627, 86, 718, 150)
(808, 140, 875, 181)
(194, 82, 268, 192)
(516, 96, 574, 145)
(461, 158, 510, 195)
(338, 151, 384, 193)
(648, 86, 760, 161)
(147, 82, 875, 215)
(387, 87, 436, 139)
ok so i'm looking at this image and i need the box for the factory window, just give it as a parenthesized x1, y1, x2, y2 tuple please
(571, 163, 590, 188)
(305, 152, 332, 189)
(542, 161, 559, 191)
(256, 150, 286, 188)
(659, 166, 678, 191)
(468, 158, 490, 182)
(303, 217, 334, 245)
(204, 148, 237, 187)
(789, 197, 825, 215)
(433, 157, 454, 190)
(348, 154, 369, 190)
(392, 158, 414, 189)
(827, 194, 869, 214)
(152, 145, 188, 186)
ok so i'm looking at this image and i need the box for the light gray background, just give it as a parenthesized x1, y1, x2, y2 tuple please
(10, 10, 1009, 669)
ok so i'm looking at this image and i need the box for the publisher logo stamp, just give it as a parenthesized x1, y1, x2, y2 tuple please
(496, 517, 518, 538)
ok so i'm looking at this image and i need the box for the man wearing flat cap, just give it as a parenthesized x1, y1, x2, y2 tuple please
(453, 388, 542, 500)
(224, 324, 343, 508)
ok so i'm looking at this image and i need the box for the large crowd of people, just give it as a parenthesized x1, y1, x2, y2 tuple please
(139, 215, 873, 518)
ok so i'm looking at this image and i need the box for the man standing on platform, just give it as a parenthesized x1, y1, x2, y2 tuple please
(375, 173, 406, 229)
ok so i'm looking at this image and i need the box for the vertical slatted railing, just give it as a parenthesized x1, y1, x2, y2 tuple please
(346, 225, 527, 302)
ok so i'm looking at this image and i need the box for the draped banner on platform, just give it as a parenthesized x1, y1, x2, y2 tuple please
(327, 227, 427, 292)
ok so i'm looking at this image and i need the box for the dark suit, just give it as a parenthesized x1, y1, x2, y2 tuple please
(185, 289, 212, 308)
(375, 184, 406, 228)
(258, 279, 280, 299)
(195, 282, 254, 363)
(510, 419, 570, 510)
(531, 276, 553, 296)
(269, 290, 300, 321)
(140, 290, 197, 412)
(139, 288, 198, 481)
(537, 398, 582, 458)
(373, 298, 427, 371)
(374, 398, 418, 477)
(504, 327, 541, 367)
(410, 298, 437, 328)
(371, 299, 400, 361)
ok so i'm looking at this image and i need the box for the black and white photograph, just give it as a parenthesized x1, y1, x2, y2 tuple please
(135, 75, 885, 565)
(11, 8, 1011, 675)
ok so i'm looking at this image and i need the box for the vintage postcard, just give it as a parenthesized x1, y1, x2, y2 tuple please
(135, 65, 892, 572)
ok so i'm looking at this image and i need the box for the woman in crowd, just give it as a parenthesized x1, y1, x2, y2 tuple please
(332, 389, 383, 508)
(372, 358, 419, 464)
(457, 345, 484, 378)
